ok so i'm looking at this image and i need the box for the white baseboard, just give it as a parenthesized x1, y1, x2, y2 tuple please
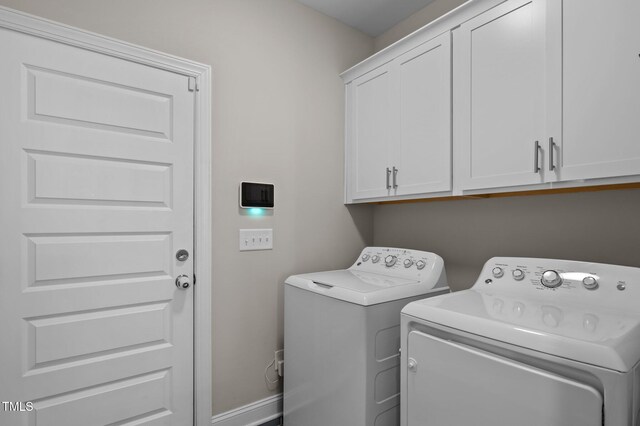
(211, 394, 282, 426)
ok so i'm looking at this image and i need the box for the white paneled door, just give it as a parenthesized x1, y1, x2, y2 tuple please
(0, 26, 195, 426)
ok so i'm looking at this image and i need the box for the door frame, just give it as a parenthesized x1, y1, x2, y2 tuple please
(0, 6, 213, 425)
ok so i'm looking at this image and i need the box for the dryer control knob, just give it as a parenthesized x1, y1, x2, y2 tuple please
(361, 254, 370, 262)
(384, 255, 397, 267)
(492, 267, 504, 278)
(582, 276, 598, 290)
(372, 255, 380, 263)
(403, 259, 413, 268)
(541, 270, 562, 288)
(415, 260, 426, 270)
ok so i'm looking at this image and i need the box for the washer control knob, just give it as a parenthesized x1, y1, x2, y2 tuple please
(541, 270, 562, 288)
(582, 276, 598, 290)
(362, 254, 370, 262)
(415, 260, 426, 270)
(384, 255, 397, 267)
(492, 267, 504, 278)
(403, 259, 413, 268)
(372, 255, 380, 263)
(512, 269, 525, 281)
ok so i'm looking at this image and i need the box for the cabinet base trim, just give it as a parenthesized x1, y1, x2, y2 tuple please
(375, 182, 640, 205)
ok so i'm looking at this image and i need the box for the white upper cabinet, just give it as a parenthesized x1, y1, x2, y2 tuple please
(345, 32, 452, 202)
(349, 64, 394, 200)
(455, 0, 548, 191)
(343, 0, 640, 204)
(557, 0, 640, 181)
(396, 34, 452, 196)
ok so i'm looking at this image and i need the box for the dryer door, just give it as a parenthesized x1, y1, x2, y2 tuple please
(406, 331, 603, 426)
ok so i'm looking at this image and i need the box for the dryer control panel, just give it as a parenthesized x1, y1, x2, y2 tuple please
(477, 257, 639, 310)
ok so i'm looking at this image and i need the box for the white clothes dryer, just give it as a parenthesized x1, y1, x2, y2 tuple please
(400, 257, 640, 426)
(284, 247, 449, 426)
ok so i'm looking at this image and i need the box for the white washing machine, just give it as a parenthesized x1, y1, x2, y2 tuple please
(284, 247, 449, 426)
(400, 257, 640, 426)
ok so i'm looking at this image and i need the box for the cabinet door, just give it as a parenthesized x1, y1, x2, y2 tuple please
(348, 65, 393, 200)
(557, 0, 640, 181)
(455, 0, 547, 191)
(395, 32, 452, 196)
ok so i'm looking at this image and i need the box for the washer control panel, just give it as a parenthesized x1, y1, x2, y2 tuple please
(350, 247, 442, 281)
(477, 257, 638, 307)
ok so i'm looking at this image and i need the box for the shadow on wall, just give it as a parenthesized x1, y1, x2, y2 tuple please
(346, 203, 375, 247)
(373, 189, 640, 291)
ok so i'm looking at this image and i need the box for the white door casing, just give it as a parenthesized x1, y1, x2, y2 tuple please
(0, 8, 212, 426)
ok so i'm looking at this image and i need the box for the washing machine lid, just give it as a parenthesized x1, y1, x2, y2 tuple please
(402, 289, 640, 372)
(285, 270, 446, 306)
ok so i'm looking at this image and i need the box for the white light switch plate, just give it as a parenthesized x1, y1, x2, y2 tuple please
(239, 229, 273, 251)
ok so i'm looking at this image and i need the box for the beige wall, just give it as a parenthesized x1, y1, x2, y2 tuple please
(374, 189, 640, 291)
(374, 0, 467, 52)
(0, 0, 374, 415)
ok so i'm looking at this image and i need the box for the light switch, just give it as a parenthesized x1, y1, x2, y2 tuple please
(239, 229, 273, 251)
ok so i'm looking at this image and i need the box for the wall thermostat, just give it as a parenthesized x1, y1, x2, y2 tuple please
(239, 182, 274, 209)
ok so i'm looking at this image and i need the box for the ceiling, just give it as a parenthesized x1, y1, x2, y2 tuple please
(296, 0, 436, 37)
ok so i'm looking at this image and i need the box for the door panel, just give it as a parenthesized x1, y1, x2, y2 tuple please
(351, 66, 393, 200)
(26, 65, 173, 139)
(407, 331, 603, 426)
(25, 151, 173, 208)
(0, 27, 194, 425)
(396, 33, 452, 196)
(456, 0, 546, 190)
(559, 0, 640, 181)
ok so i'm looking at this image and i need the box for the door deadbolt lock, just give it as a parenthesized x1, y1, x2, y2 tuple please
(176, 249, 189, 262)
(175, 275, 191, 289)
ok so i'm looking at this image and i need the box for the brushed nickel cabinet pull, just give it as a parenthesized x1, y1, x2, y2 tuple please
(534, 141, 541, 173)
